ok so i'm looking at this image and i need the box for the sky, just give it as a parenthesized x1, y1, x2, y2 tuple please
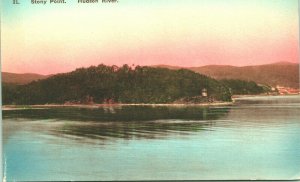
(1, 0, 299, 74)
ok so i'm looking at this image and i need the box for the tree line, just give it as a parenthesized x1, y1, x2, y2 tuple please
(2, 64, 267, 105)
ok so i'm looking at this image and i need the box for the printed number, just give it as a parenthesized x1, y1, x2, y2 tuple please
(13, 0, 20, 4)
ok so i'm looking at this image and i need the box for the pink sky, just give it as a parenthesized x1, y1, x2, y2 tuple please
(2, 0, 299, 74)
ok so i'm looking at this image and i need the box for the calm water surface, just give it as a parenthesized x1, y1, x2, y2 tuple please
(3, 95, 300, 180)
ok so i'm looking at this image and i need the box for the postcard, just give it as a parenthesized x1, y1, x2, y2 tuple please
(1, 0, 300, 181)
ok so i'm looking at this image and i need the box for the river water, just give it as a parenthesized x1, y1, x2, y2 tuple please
(2, 95, 300, 180)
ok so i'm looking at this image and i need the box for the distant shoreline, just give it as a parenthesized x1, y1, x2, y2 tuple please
(232, 94, 299, 99)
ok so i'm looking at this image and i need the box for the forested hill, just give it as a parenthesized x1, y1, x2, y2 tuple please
(3, 65, 232, 105)
(4, 62, 298, 88)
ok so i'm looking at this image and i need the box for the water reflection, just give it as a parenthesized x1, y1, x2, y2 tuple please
(3, 106, 230, 142)
(229, 95, 300, 124)
(54, 119, 216, 141)
(3, 96, 300, 180)
(3, 105, 229, 121)
(3, 95, 299, 143)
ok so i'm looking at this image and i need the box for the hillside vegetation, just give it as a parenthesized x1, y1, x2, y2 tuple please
(220, 79, 269, 95)
(3, 65, 232, 105)
(4, 62, 298, 88)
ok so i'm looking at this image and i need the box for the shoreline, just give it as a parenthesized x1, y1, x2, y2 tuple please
(2, 101, 233, 109)
(232, 94, 299, 99)
(4, 95, 299, 110)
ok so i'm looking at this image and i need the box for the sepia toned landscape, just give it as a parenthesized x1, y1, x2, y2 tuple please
(2, 0, 300, 181)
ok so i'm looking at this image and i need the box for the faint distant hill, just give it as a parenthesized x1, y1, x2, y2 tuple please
(2, 72, 49, 85)
(154, 62, 299, 88)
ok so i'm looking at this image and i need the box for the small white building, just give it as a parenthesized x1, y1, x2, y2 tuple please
(202, 88, 207, 97)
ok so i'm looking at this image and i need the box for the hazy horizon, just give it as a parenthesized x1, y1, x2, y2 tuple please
(2, 0, 299, 75)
